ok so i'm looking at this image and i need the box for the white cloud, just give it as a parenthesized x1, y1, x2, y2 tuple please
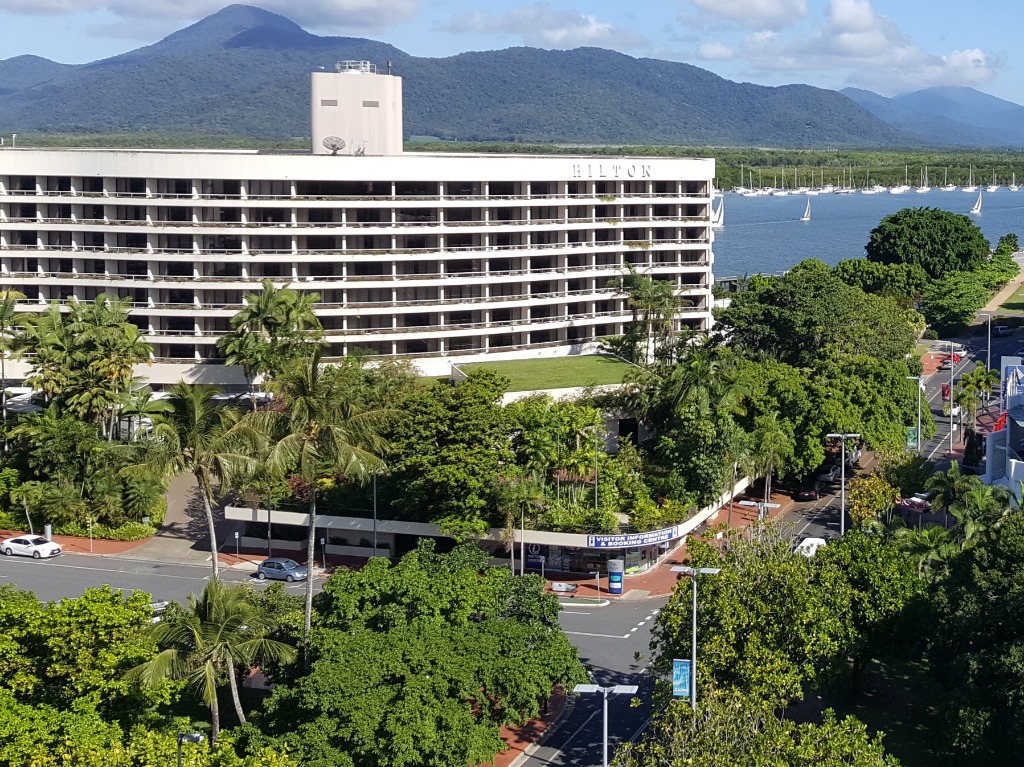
(2, 0, 417, 31)
(687, 0, 807, 30)
(734, 0, 1003, 92)
(697, 41, 736, 61)
(442, 3, 649, 51)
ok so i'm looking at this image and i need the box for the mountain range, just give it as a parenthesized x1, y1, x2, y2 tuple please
(0, 4, 1021, 149)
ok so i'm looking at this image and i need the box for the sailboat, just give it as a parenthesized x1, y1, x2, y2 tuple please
(940, 167, 957, 192)
(916, 166, 931, 193)
(970, 191, 983, 215)
(1011, 173, 1019, 193)
(987, 171, 1000, 193)
(800, 196, 811, 222)
(963, 165, 977, 193)
(711, 196, 724, 229)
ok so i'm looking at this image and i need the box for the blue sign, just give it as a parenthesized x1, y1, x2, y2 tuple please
(607, 559, 624, 595)
(672, 659, 691, 698)
(906, 426, 918, 450)
(587, 526, 679, 549)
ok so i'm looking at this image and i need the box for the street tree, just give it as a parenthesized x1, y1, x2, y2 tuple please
(920, 272, 989, 330)
(865, 207, 989, 278)
(620, 688, 899, 767)
(130, 580, 296, 746)
(145, 384, 262, 579)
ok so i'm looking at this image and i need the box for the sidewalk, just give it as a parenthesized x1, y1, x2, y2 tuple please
(493, 686, 568, 767)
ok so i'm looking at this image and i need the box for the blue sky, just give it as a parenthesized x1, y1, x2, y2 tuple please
(1, 0, 1020, 103)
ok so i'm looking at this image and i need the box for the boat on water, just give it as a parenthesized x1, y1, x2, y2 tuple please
(711, 196, 724, 229)
(1011, 173, 1020, 192)
(987, 171, 1000, 193)
(800, 196, 811, 222)
(970, 191, 983, 215)
(916, 166, 931, 193)
(963, 165, 978, 193)
(940, 167, 957, 191)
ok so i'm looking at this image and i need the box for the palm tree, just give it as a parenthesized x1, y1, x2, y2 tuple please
(129, 580, 296, 745)
(20, 303, 74, 403)
(146, 384, 262, 578)
(119, 384, 174, 440)
(925, 461, 970, 525)
(949, 481, 1012, 545)
(609, 268, 678, 365)
(0, 290, 26, 430)
(253, 347, 392, 658)
(720, 420, 753, 527)
(894, 525, 958, 579)
(752, 412, 793, 504)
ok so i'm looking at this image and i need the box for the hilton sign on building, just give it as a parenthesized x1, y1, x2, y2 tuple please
(0, 61, 716, 384)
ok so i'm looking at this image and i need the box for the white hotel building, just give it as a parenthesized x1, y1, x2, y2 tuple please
(0, 63, 716, 384)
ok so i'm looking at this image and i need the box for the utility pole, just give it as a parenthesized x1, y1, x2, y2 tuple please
(826, 433, 860, 535)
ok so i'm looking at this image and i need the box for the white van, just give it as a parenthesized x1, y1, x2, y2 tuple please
(994, 325, 1013, 337)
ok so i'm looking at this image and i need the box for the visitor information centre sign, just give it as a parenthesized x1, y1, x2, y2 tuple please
(586, 525, 680, 549)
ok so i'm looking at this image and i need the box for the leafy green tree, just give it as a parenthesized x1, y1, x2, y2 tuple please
(383, 369, 512, 536)
(250, 542, 587, 767)
(929, 512, 1024, 759)
(833, 259, 928, 304)
(893, 525, 958, 580)
(130, 580, 296, 746)
(920, 272, 989, 330)
(652, 530, 853, 705)
(865, 207, 989, 278)
(145, 384, 262, 578)
(254, 347, 391, 657)
(620, 688, 899, 767)
(848, 474, 900, 527)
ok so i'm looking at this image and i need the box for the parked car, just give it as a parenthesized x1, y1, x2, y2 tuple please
(794, 484, 821, 501)
(255, 557, 308, 582)
(1, 535, 61, 559)
(795, 537, 827, 557)
(938, 359, 954, 370)
(994, 325, 1013, 337)
(817, 464, 841, 483)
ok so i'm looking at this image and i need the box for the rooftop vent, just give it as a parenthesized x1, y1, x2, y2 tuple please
(337, 60, 377, 74)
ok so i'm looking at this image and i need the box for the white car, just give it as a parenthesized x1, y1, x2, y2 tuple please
(795, 537, 827, 557)
(1, 535, 62, 559)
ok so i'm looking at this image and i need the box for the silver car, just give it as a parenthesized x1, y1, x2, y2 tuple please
(2, 535, 62, 559)
(255, 557, 308, 582)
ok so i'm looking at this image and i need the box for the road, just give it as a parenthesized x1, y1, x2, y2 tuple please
(525, 597, 666, 767)
(0, 552, 312, 603)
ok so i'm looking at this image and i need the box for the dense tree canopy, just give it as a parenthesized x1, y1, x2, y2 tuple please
(865, 208, 989, 278)
(249, 542, 587, 767)
(715, 261, 918, 367)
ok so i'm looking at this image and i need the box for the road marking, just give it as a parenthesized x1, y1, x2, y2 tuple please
(558, 709, 600, 752)
(0, 560, 216, 582)
(565, 630, 631, 639)
(561, 611, 592, 615)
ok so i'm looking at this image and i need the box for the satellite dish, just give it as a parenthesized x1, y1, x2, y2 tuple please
(321, 136, 346, 155)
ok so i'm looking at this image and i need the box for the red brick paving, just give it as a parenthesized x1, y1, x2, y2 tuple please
(0, 528, 147, 557)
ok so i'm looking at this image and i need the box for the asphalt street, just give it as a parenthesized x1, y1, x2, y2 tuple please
(525, 597, 667, 767)
(0, 552, 312, 603)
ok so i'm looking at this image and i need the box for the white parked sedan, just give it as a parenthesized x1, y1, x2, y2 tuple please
(1, 535, 62, 559)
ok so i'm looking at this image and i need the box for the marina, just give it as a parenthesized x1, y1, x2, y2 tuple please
(713, 187, 1024, 278)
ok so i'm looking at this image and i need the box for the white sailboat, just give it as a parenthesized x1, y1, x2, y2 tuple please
(916, 166, 931, 193)
(963, 165, 977, 193)
(987, 171, 1000, 193)
(1011, 173, 1019, 193)
(970, 191, 983, 215)
(711, 196, 724, 229)
(800, 196, 811, 222)
(940, 167, 957, 192)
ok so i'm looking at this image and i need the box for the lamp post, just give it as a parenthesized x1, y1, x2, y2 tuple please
(372, 472, 378, 553)
(826, 432, 860, 536)
(949, 340, 956, 455)
(906, 376, 922, 454)
(670, 566, 721, 710)
(981, 312, 993, 383)
(572, 684, 639, 767)
(177, 732, 204, 767)
(520, 504, 526, 577)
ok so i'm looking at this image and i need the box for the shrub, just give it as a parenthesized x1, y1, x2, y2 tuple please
(53, 520, 157, 541)
(923, 328, 939, 340)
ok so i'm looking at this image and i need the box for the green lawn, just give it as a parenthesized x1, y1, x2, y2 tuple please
(999, 284, 1024, 314)
(459, 355, 634, 392)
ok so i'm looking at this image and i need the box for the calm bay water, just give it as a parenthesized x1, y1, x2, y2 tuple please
(712, 189, 1024, 279)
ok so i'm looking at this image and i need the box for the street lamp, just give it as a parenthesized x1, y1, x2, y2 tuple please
(948, 341, 956, 455)
(825, 432, 860, 536)
(906, 376, 923, 455)
(177, 732, 204, 767)
(670, 566, 721, 710)
(981, 312, 993, 381)
(737, 499, 780, 522)
(572, 683, 639, 767)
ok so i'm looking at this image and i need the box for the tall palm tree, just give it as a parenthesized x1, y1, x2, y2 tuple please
(925, 461, 970, 525)
(752, 412, 793, 504)
(20, 302, 74, 403)
(949, 481, 1012, 545)
(894, 525, 959, 579)
(119, 384, 174, 440)
(146, 384, 262, 578)
(253, 347, 392, 658)
(720, 420, 753, 526)
(129, 580, 296, 745)
(0, 290, 26, 429)
(609, 268, 678, 365)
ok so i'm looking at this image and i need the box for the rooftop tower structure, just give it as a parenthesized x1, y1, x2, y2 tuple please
(310, 61, 403, 157)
